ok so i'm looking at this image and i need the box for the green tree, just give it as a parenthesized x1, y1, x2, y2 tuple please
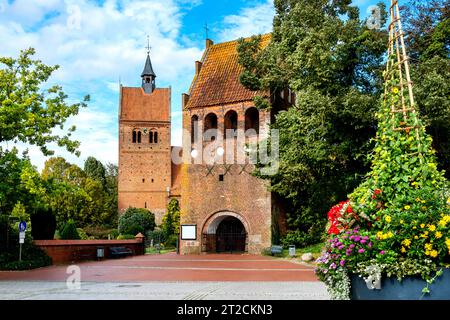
(162, 199, 180, 237)
(104, 163, 118, 227)
(60, 219, 81, 240)
(84, 156, 106, 188)
(118, 207, 155, 236)
(237, 0, 388, 244)
(0, 148, 38, 215)
(0, 48, 89, 156)
(402, 0, 450, 177)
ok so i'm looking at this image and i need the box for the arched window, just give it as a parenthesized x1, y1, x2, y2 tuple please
(224, 110, 238, 138)
(204, 113, 218, 141)
(191, 115, 199, 144)
(137, 131, 142, 143)
(149, 130, 158, 144)
(245, 107, 259, 135)
(132, 130, 137, 143)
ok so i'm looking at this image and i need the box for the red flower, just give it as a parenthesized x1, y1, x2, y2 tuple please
(326, 200, 349, 235)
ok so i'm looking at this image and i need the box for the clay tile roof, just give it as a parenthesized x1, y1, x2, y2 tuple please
(187, 34, 271, 109)
(120, 87, 170, 122)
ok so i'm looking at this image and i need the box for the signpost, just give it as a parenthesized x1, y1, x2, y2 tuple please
(18, 222, 26, 261)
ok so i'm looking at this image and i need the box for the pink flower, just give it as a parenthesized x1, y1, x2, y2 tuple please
(358, 249, 365, 253)
(340, 260, 346, 266)
(380, 250, 385, 255)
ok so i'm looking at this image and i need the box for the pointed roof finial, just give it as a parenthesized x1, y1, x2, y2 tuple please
(146, 35, 151, 55)
(204, 22, 209, 40)
(141, 35, 156, 78)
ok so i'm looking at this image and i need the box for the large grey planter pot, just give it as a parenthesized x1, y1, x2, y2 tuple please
(351, 268, 450, 300)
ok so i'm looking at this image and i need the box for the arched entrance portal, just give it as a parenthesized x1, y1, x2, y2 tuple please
(202, 212, 248, 253)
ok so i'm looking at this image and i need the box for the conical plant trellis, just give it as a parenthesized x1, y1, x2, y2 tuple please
(316, 1, 449, 300)
(350, 0, 447, 209)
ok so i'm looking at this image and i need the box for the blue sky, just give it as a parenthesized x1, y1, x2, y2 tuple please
(0, 0, 386, 170)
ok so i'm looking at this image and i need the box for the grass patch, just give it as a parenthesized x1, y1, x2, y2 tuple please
(145, 247, 176, 255)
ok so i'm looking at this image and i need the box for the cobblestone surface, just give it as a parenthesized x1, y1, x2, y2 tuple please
(0, 281, 330, 300)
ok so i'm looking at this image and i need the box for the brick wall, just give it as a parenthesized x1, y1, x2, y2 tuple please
(34, 239, 145, 264)
(180, 101, 274, 254)
(118, 87, 172, 224)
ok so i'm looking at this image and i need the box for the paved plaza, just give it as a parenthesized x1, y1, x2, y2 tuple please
(0, 253, 329, 300)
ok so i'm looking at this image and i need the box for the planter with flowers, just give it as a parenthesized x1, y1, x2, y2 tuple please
(315, 0, 450, 300)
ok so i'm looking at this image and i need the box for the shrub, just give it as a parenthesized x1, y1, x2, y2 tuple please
(164, 234, 178, 248)
(281, 230, 317, 248)
(54, 230, 61, 240)
(116, 234, 135, 240)
(60, 219, 80, 240)
(77, 228, 90, 240)
(146, 228, 165, 242)
(83, 226, 118, 239)
(118, 207, 155, 236)
(0, 226, 52, 270)
(109, 229, 119, 239)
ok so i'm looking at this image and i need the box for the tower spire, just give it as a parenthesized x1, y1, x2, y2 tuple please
(141, 35, 156, 94)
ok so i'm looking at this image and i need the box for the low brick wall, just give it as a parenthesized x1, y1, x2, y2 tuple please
(34, 239, 145, 264)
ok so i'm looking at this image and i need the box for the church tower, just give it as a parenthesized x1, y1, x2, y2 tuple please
(118, 50, 172, 224)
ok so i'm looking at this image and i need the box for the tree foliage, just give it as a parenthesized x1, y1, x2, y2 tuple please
(237, 0, 449, 245)
(0, 48, 89, 156)
(84, 156, 106, 187)
(118, 207, 155, 236)
(162, 199, 180, 237)
(60, 219, 80, 240)
(401, 0, 450, 177)
(238, 0, 388, 244)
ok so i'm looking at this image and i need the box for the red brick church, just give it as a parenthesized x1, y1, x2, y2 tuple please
(118, 35, 291, 254)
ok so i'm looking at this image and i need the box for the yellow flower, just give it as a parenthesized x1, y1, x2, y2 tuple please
(404, 205, 411, 210)
(385, 215, 392, 223)
(425, 243, 433, 251)
(445, 238, 450, 248)
(428, 225, 436, 232)
(416, 198, 421, 202)
(400, 219, 404, 224)
(376, 231, 383, 239)
(402, 239, 411, 247)
(414, 236, 419, 240)
(420, 223, 425, 228)
(421, 200, 426, 204)
(435, 231, 442, 239)
(392, 87, 399, 94)
(387, 231, 394, 238)
(430, 250, 438, 258)
(401, 247, 406, 253)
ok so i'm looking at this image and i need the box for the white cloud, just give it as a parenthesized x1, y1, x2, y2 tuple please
(218, 0, 274, 42)
(0, 0, 203, 169)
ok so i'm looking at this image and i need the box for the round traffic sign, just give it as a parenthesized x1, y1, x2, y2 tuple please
(19, 221, 27, 232)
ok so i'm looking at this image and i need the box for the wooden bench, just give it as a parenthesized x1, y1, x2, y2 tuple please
(72, 248, 94, 261)
(270, 245, 283, 256)
(109, 246, 133, 259)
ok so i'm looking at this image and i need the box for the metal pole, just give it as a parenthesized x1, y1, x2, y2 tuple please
(19, 243, 22, 262)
